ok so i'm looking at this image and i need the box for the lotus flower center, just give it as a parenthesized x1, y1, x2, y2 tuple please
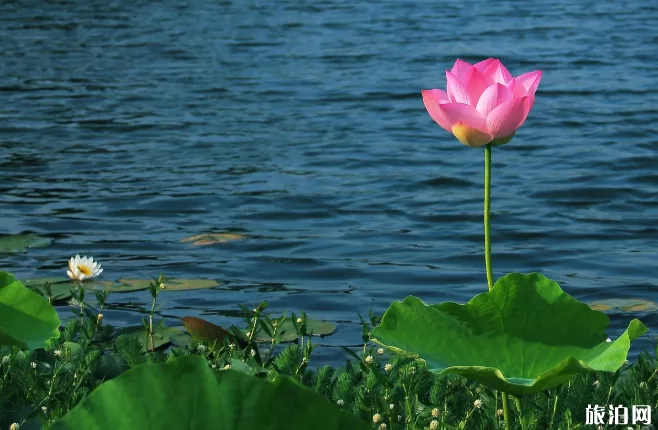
(78, 265, 92, 276)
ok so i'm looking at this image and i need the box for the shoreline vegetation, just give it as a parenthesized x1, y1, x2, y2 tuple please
(0, 274, 656, 429)
(0, 274, 654, 429)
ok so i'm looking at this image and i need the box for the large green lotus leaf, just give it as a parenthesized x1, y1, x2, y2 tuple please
(0, 271, 61, 350)
(371, 272, 647, 396)
(0, 234, 51, 253)
(50, 355, 369, 430)
(119, 278, 220, 291)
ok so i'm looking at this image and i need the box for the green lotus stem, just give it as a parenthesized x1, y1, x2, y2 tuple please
(502, 393, 511, 430)
(549, 391, 559, 429)
(484, 143, 494, 291)
(514, 396, 526, 430)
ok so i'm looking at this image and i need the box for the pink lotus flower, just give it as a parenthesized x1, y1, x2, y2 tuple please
(422, 58, 542, 147)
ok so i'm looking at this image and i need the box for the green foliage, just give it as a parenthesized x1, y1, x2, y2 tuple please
(0, 318, 110, 428)
(253, 316, 337, 342)
(1, 273, 655, 430)
(371, 272, 647, 395)
(115, 325, 191, 352)
(50, 355, 370, 430)
(0, 271, 61, 350)
(25, 279, 133, 303)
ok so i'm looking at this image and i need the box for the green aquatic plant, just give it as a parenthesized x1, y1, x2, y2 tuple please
(0, 271, 60, 350)
(49, 355, 370, 430)
(375, 59, 649, 429)
(1, 281, 658, 430)
(371, 273, 646, 396)
(25, 277, 221, 303)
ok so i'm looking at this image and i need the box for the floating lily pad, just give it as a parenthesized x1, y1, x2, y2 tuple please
(24, 278, 122, 302)
(102, 282, 151, 293)
(0, 234, 52, 253)
(589, 298, 658, 313)
(254, 317, 337, 342)
(50, 355, 370, 430)
(371, 272, 647, 396)
(24, 278, 72, 301)
(116, 325, 192, 352)
(116, 326, 171, 352)
(24, 277, 63, 287)
(0, 271, 61, 350)
(166, 326, 193, 348)
(181, 232, 245, 246)
(119, 278, 220, 291)
(26, 278, 219, 296)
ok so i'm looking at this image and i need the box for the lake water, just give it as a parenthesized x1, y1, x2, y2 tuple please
(1, 0, 657, 364)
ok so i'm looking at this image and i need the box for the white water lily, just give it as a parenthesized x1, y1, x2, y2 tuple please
(67, 255, 103, 281)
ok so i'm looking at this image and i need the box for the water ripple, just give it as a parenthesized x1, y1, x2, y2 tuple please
(1, 0, 657, 364)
